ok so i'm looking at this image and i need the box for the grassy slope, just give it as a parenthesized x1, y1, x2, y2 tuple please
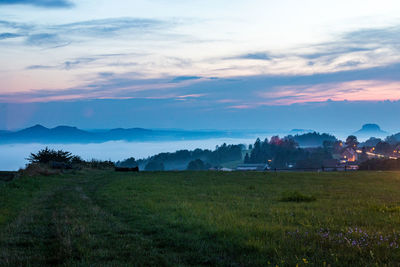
(1, 171, 400, 266)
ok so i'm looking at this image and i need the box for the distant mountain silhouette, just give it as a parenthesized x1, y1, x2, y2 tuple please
(1, 125, 96, 143)
(354, 124, 388, 137)
(0, 125, 247, 144)
(289, 129, 314, 135)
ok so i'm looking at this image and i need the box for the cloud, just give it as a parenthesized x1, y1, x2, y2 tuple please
(25, 33, 64, 46)
(299, 47, 372, 60)
(177, 94, 204, 99)
(0, 32, 22, 40)
(229, 52, 272, 61)
(56, 18, 168, 37)
(344, 26, 400, 46)
(98, 72, 114, 78)
(227, 105, 252, 109)
(239, 52, 272, 60)
(5, 62, 400, 105)
(0, 17, 175, 49)
(26, 56, 97, 70)
(26, 64, 55, 70)
(63, 57, 96, 70)
(0, 0, 74, 8)
(0, 20, 32, 31)
(259, 80, 400, 105)
(170, 76, 202, 83)
(4, 22, 400, 111)
(220, 25, 400, 77)
(295, 26, 400, 69)
(336, 60, 362, 68)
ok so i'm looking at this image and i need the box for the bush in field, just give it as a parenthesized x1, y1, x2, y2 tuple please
(26, 148, 115, 171)
(187, 159, 211, 170)
(280, 191, 316, 202)
(87, 159, 115, 170)
(27, 147, 72, 164)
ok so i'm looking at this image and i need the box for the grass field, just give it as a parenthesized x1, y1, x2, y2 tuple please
(1, 170, 400, 266)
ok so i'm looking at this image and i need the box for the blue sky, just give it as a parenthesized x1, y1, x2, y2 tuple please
(1, 0, 400, 131)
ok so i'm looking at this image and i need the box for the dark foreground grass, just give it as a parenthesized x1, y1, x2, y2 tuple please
(279, 190, 316, 202)
(1, 171, 400, 266)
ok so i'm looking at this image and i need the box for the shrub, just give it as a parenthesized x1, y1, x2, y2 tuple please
(71, 155, 84, 164)
(280, 191, 316, 202)
(26, 148, 115, 170)
(27, 147, 72, 164)
(86, 159, 115, 170)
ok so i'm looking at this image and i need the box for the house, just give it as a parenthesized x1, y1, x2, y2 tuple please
(341, 148, 358, 162)
(392, 144, 400, 158)
(336, 161, 360, 171)
(236, 163, 269, 171)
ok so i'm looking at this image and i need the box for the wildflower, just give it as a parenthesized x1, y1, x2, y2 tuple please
(303, 258, 309, 264)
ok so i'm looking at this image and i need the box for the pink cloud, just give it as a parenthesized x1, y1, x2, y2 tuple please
(217, 99, 237, 103)
(227, 105, 252, 109)
(260, 80, 400, 105)
(177, 94, 205, 98)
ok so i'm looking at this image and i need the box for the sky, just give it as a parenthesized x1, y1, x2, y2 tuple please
(1, 0, 400, 132)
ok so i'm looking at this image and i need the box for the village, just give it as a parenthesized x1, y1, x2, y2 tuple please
(235, 135, 400, 172)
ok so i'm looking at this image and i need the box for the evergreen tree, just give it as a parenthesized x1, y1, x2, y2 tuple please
(244, 153, 250, 163)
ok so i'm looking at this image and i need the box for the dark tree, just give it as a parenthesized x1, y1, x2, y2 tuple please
(362, 137, 382, 147)
(244, 153, 250, 163)
(145, 160, 165, 171)
(385, 133, 400, 145)
(323, 140, 343, 154)
(345, 135, 359, 148)
(375, 141, 393, 155)
(293, 132, 337, 147)
(117, 157, 138, 167)
(27, 147, 72, 164)
(187, 159, 211, 170)
(136, 143, 244, 170)
(359, 147, 369, 162)
(71, 155, 84, 164)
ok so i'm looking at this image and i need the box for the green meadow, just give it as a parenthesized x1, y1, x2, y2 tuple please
(1, 170, 400, 266)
